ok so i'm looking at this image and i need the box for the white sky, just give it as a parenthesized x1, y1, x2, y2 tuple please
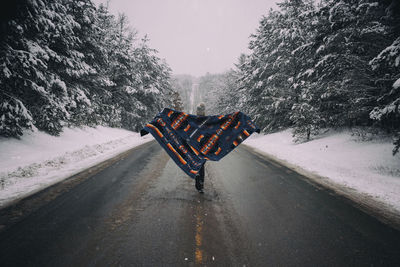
(92, 0, 278, 76)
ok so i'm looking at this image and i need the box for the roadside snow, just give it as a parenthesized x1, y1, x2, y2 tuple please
(244, 129, 400, 212)
(0, 126, 153, 207)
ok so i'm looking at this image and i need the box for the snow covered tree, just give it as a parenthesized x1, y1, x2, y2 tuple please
(88, 7, 173, 131)
(198, 73, 225, 115)
(215, 69, 242, 114)
(368, 0, 400, 154)
(170, 90, 184, 111)
(128, 36, 173, 130)
(369, 37, 400, 154)
(0, 0, 74, 136)
(238, 0, 316, 132)
(170, 75, 194, 112)
(290, 90, 324, 142)
(236, 0, 400, 148)
(0, 0, 174, 137)
(308, 0, 387, 129)
(0, 97, 34, 137)
(62, 0, 99, 127)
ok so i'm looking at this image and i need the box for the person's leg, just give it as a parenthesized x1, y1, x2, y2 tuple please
(199, 164, 205, 187)
(195, 164, 205, 192)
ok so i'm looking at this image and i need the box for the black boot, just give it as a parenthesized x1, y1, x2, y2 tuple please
(195, 175, 204, 193)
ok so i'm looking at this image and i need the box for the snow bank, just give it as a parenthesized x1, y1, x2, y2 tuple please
(0, 126, 153, 207)
(244, 129, 400, 212)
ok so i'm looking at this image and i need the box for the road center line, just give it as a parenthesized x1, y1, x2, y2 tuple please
(195, 203, 204, 264)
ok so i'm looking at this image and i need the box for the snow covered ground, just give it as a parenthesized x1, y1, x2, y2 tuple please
(244, 129, 400, 213)
(0, 126, 153, 208)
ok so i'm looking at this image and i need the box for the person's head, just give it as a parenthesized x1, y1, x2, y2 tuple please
(196, 102, 205, 116)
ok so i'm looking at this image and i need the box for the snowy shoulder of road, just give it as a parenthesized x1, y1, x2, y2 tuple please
(0, 126, 153, 208)
(244, 129, 400, 212)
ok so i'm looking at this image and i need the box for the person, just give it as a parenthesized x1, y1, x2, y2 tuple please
(195, 103, 206, 193)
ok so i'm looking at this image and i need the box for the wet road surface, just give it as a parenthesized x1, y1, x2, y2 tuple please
(0, 140, 399, 266)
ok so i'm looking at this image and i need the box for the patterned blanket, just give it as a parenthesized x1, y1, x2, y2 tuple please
(140, 108, 260, 178)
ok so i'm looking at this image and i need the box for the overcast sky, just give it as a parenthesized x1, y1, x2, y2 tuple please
(92, 0, 278, 77)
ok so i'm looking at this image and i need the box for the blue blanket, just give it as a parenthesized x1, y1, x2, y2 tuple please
(140, 108, 260, 178)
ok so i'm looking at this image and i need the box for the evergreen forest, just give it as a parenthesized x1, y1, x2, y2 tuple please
(197, 0, 400, 155)
(1, 0, 400, 155)
(0, 0, 173, 137)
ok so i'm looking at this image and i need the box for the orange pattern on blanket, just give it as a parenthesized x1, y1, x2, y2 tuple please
(146, 124, 163, 138)
(167, 143, 187, 165)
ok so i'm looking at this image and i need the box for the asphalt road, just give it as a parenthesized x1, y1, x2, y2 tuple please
(0, 140, 400, 266)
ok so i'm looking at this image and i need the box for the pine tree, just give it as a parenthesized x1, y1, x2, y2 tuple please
(0, 0, 73, 136)
(62, 0, 99, 127)
(216, 69, 242, 114)
(129, 36, 173, 130)
(238, 0, 316, 132)
(171, 90, 184, 111)
(309, 0, 386, 128)
(171, 75, 194, 112)
(0, 0, 174, 137)
(368, 0, 400, 154)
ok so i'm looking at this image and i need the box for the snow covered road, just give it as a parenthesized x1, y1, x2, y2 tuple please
(0, 141, 399, 266)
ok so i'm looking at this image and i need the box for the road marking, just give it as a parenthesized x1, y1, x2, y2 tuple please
(195, 204, 204, 264)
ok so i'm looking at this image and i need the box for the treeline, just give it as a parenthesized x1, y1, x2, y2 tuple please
(198, 69, 242, 116)
(170, 74, 193, 112)
(0, 0, 173, 137)
(210, 0, 400, 154)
